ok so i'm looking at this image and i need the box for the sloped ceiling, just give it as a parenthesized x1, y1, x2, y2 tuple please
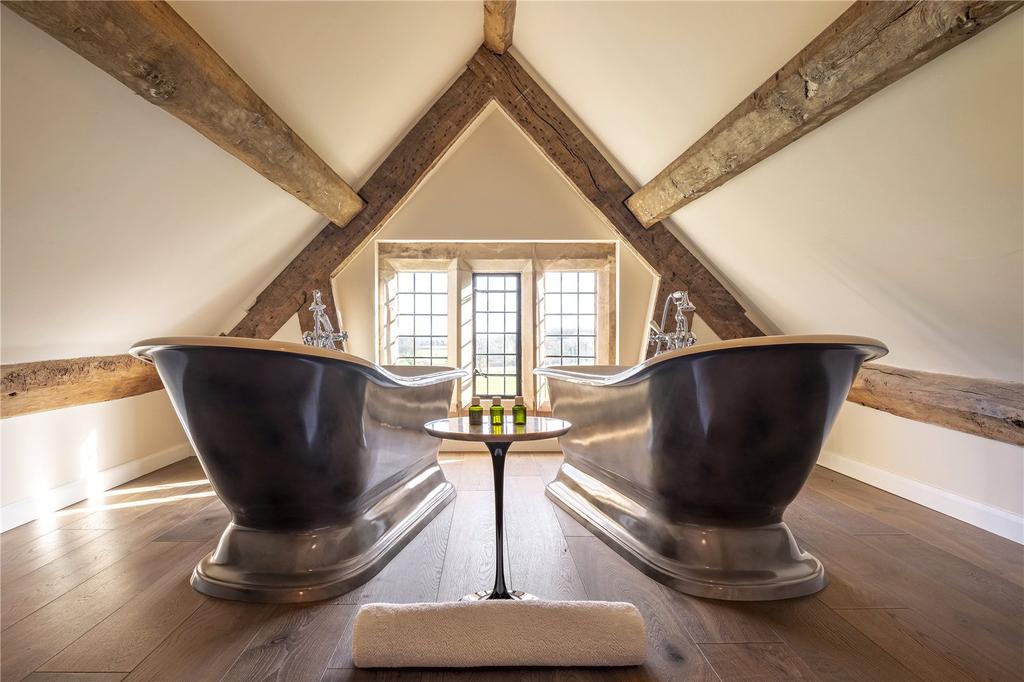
(4, 0, 1021, 384)
(0, 2, 482, 363)
(514, 2, 1023, 381)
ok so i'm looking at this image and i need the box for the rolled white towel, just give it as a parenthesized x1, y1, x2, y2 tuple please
(352, 600, 646, 668)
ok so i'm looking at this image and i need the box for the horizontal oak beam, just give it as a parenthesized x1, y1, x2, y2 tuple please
(849, 363, 1024, 446)
(1, 355, 162, 418)
(4, 0, 364, 227)
(627, 1, 1023, 227)
(484, 1, 516, 55)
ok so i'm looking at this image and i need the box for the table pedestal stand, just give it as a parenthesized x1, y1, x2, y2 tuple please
(461, 441, 537, 602)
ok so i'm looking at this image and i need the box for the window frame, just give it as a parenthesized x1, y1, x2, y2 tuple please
(471, 272, 523, 399)
(376, 241, 616, 414)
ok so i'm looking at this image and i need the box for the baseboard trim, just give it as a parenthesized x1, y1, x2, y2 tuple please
(817, 450, 1023, 544)
(1, 441, 195, 532)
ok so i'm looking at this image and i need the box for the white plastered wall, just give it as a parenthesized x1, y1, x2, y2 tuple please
(516, 3, 1023, 539)
(332, 106, 661, 451)
(0, 2, 482, 528)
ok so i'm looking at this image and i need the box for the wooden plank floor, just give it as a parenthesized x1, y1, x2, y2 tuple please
(2, 454, 1021, 681)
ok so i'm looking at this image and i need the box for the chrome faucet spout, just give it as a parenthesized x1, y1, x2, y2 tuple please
(302, 290, 348, 351)
(649, 290, 696, 356)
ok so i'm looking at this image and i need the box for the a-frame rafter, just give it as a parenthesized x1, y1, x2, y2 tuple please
(231, 47, 763, 342)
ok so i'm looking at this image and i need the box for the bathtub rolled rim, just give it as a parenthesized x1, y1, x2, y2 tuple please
(533, 333, 888, 386)
(129, 335, 468, 388)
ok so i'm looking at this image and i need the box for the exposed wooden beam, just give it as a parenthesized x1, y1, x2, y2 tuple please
(469, 48, 764, 341)
(849, 363, 1024, 446)
(626, 1, 1023, 227)
(1, 355, 162, 419)
(483, 1, 516, 55)
(229, 68, 494, 339)
(4, 0, 364, 227)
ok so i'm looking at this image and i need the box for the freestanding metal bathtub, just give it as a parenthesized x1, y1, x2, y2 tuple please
(535, 335, 887, 601)
(130, 336, 465, 603)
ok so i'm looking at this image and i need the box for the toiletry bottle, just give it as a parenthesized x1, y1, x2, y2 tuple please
(468, 396, 483, 426)
(513, 396, 527, 425)
(490, 397, 504, 426)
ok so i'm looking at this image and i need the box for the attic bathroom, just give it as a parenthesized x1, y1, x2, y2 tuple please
(1, 1, 1022, 680)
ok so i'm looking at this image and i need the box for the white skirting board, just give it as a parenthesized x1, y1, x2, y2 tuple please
(817, 450, 1023, 544)
(0, 442, 196, 532)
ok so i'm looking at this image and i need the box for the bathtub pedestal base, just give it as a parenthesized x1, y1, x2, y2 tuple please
(547, 464, 825, 601)
(192, 467, 455, 603)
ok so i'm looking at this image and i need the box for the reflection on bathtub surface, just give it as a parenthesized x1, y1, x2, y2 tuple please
(536, 334, 888, 601)
(131, 336, 464, 603)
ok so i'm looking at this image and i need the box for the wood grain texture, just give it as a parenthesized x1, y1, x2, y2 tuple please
(566, 536, 719, 681)
(222, 604, 357, 681)
(1, 354, 162, 418)
(469, 47, 764, 341)
(808, 466, 1024, 587)
(626, 0, 1024, 226)
(483, 1, 516, 54)
(3, 450, 1022, 680)
(229, 68, 493, 339)
(231, 47, 764, 343)
(3, 0, 363, 226)
(849, 362, 1024, 445)
(697, 642, 816, 681)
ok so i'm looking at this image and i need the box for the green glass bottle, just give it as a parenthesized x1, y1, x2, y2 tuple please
(513, 396, 527, 425)
(490, 396, 504, 426)
(468, 396, 483, 426)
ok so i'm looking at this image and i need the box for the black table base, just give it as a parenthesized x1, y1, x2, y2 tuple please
(460, 441, 537, 601)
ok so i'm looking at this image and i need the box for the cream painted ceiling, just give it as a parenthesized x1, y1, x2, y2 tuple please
(2, 1, 1021, 387)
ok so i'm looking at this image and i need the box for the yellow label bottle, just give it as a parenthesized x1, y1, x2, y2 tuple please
(468, 396, 483, 425)
(490, 396, 504, 426)
(513, 396, 527, 425)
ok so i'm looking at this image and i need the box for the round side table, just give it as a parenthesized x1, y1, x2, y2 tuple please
(424, 416, 571, 601)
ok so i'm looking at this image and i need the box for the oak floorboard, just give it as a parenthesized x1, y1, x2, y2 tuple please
(832, 608, 980, 681)
(435, 490, 497, 601)
(3, 456, 1023, 681)
(2, 528, 108, 584)
(223, 603, 358, 681)
(566, 536, 719, 681)
(23, 674, 127, 682)
(532, 454, 562, 484)
(789, 485, 903, 536)
(808, 467, 1024, 586)
(0, 540, 205, 681)
(659, 588, 781, 645)
(124, 598, 276, 681)
(458, 454, 496, 491)
(335, 503, 455, 605)
(504, 477, 587, 601)
(697, 642, 817, 681)
(438, 476, 585, 602)
(438, 453, 464, 489)
(790, 501, 1024, 679)
(751, 598, 917, 681)
(0, 458, 204, 552)
(152, 497, 229, 542)
(856, 531, 1024, 625)
(38, 541, 214, 673)
(1, 489, 214, 627)
(63, 483, 215, 532)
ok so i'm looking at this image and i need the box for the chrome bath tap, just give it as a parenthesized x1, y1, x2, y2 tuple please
(649, 290, 696, 356)
(302, 290, 348, 351)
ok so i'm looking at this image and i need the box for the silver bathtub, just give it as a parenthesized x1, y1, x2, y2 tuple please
(130, 336, 465, 603)
(535, 335, 887, 601)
